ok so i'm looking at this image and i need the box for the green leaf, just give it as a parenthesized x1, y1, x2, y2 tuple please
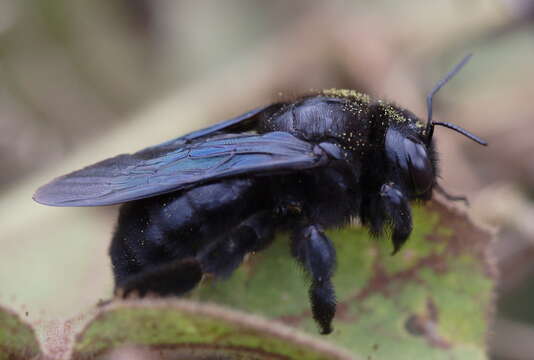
(70, 199, 495, 360)
(72, 300, 353, 360)
(191, 200, 495, 360)
(0, 304, 41, 360)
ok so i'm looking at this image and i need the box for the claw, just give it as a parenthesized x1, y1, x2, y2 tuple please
(381, 183, 413, 255)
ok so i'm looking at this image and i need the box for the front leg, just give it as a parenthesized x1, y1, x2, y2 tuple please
(291, 224, 336, 335)
(380, 183, 413, 255)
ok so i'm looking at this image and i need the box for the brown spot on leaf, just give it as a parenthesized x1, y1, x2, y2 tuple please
(404, 297, 451, 349)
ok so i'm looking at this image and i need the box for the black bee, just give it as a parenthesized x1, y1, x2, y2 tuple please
(34, 55, 486, 334)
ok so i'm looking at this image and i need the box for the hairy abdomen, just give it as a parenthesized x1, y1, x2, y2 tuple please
(109, 178, 268, 285)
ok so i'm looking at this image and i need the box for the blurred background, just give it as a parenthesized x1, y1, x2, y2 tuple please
(0, 0, 532, 358)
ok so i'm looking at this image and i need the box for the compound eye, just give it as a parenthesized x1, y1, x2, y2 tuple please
(385, 129, 434, 195)
(403, 138, 433, 194)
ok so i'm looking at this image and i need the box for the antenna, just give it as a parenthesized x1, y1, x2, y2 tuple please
(432, 121, 487, 145)
(425, 54, 487, 146)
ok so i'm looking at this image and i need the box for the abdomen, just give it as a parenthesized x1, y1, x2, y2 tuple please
(109, 178, 269, 286)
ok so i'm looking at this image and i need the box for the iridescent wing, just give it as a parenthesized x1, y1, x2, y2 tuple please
(34, 132, 333, 206)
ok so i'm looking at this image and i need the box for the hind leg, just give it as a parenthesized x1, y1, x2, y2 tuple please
(198, 211, 275, 277)
(118, 258, 203, 297)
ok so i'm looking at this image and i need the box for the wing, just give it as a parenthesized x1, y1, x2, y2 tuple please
(131, 102, 285, 154)
(34, 132, 336, 207)
(179, 102, 284, 141)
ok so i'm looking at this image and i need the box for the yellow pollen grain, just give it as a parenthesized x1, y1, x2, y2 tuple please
(322, 88, 371, 103)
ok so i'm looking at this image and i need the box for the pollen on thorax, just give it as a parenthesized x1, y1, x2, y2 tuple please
(379, 102, 425, 128)
(321, 88, 371, 104)
(382, 104, 407, 124)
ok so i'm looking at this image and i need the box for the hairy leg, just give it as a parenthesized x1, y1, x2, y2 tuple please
(118, 258, 203, 297)
(197, 211, 275, 277)
(380, 183, 412, 255)
(291, 224, 336, 334)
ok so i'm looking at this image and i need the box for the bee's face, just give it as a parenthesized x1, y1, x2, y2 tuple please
(384, 127, 435, 197)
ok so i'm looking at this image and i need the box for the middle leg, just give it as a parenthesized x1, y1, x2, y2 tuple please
(291, 223, 337, 335)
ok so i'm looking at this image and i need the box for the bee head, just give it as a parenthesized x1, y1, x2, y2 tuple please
(385, 126, 435, 197)
(384, 54, 487, 199)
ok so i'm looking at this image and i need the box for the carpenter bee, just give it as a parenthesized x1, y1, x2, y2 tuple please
(34, 55, 486, 334)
